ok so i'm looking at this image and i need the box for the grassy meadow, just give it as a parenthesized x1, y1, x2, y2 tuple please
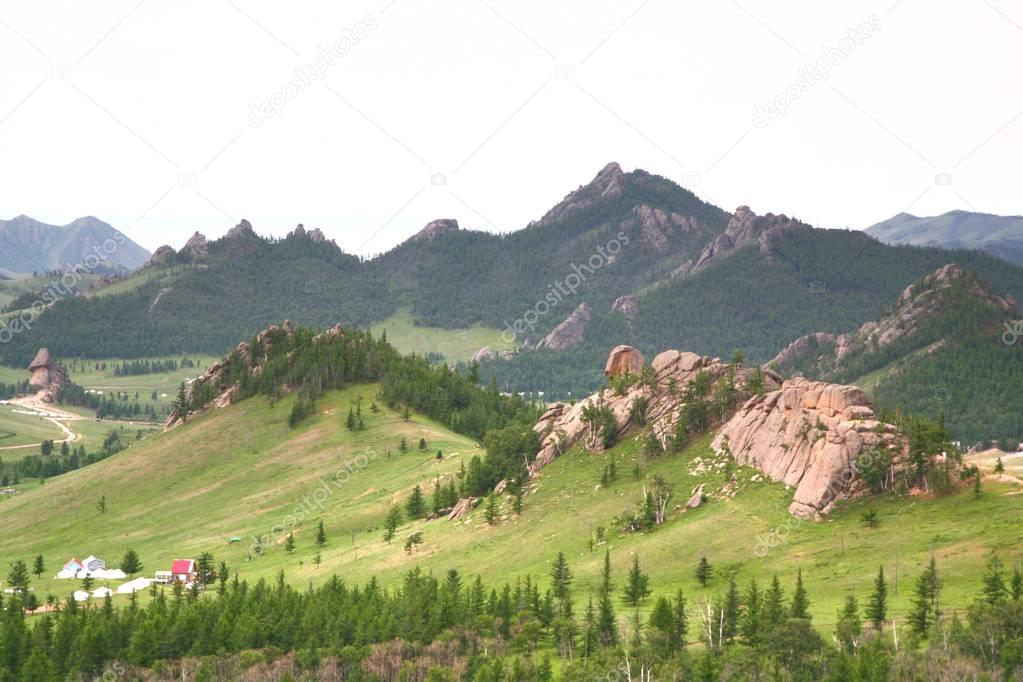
(0, 382, 1018, 637)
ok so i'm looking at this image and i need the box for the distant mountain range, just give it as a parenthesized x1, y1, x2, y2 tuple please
(867, 210, 1023, 266)
(0, 215, 151, 276)
(3, 165, 1023, 442)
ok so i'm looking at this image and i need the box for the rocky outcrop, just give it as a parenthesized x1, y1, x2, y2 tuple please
(675, 206, 811, 277)
(181, 232, 208, 260)
(627, 205, 700, 252)
(528, 347, 776, 476)
(225, 219, 255, 241)
(307, 228, 327, 243)
(472, 346, 495, 364)
(535, 303, 591, 351)
(147, 245, 176, 267)
(411, 219, 459, 242)
(28, 348, 68, 401)
(165, 321, 304, 428)
(287, 224, 329, 243)
(713, 378, 906, 518)
(769, 264, 1016, 377)
(533, 162, 625, 226)
(604, 345, 643, 378)
(610, 295, 638, 321)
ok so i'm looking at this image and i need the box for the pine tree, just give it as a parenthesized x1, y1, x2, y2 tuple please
(835, 594, 861, 654)
(909, 557, 940, 635)
(315, 519, 327, 547)
(419, 437, 427, 451)
(31, 555, 45, 579)
(431, 478, 444, 514)
(406, 485, 425, 518)
(285, 533, 295, 553)
(722, 577, 740, 642)
(345, 407, 356, 431)
(865, 566, 888, 630)
(120, 548, 142, 577)
(995, 457, 1005, 474)
(6, 559, 30, 594)
(790, 568, 810, 620)
(763, 576, 785, 627)
(1011, 566, 1023, 601)
(597, 549, 618, 645)
(550, 552, 573, 613)
(740, 578, 763, 645)
(622, 554, 651, 606)
(484, 493, 499, 525)
(383, 505, 402, 543)
(399, 437, 408, 453)
(673, 588, 689, 647)
(695, 555, 712, 587)
(981, 555, 1007, 604)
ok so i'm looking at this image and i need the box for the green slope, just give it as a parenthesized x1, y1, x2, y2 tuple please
(2, 383, 1019, 633)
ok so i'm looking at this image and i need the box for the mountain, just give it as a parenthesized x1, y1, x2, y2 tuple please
(769, 264, 1023, 443)
(4, 165, 1023, 446)
(867, 210, 1023, 266)
(0, 214, 151, 275)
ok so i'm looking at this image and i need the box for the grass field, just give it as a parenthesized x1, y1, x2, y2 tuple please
(0, 382, 1020, 635)
(0, 407, 67, 447)
(370, 307, 516, 363)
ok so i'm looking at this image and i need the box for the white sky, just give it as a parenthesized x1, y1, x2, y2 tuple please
(1, 0, 1021, 255)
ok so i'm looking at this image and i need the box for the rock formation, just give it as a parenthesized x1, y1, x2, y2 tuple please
(147, 245, 176, 267)
(713, 378, 906, 518)
(604, 345, 643, 378)
(529, 348, 773, 475)
(769, 264, 1016, 377)
(535, 303, 591, 351)
(410, 219, 459, 242)
(626, 204, 700, 252)
(224, 219, 255, 241)
(472, 346, 495, 364)
(675, 206, 811, 277)
(180, 231, 208, 260)
(27, 348, 68, 401)
(165, 321, 313, 428)
(610, 295, 638, 321)
(534, 162, 625, 227)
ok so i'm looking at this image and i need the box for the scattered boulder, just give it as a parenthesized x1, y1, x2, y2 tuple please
(604, 345, 644, 378)
(447, 497, 478, 520)
(686, 484, 705, 509)
(535, 303, 591, 351)
(713, 378, 907, 518)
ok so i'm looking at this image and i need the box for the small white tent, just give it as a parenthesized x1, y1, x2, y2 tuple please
(73, 590, 90, 602)
(92, 587, 114, 598)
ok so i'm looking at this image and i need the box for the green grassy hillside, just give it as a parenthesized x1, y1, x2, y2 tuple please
(1, 383, 1019, 634)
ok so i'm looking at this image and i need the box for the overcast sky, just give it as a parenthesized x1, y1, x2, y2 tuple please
(1, 0, 1021, 255)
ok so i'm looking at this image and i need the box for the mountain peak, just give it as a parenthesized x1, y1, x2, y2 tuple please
(533, 162, 627, 227)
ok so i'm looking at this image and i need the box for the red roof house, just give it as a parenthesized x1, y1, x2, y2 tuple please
(170, 559, 196, 582)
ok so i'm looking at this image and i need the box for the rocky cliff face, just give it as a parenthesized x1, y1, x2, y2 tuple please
(165, 320, 344, 428)
(27, 347, 68, 401)
(769, 263, 1015, 377)
(529, 347, 773, 475)
(535, 303, 592, 351)
(410, 219, 460, 242)
(675, 205, 811, 277)
(181, 231, 209, 260)
(533, 163, 625, 227)
(713, 378, 906, 518)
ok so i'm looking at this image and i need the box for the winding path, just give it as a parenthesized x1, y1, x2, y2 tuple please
(0, 392, 83, 451)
